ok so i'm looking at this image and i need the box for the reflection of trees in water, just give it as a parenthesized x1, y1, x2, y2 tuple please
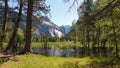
(33, 46, 114, 57)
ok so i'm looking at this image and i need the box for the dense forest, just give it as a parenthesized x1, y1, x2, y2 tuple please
(0, 0, 120, 68)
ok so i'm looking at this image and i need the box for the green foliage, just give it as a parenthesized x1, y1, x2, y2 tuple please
(32, 42, 44, 48)
(95, 0, 112, 10)
(16, 28, 25, 43)
(32, 42, 82, 49)
(4, 32, 11, 42)
(48, 37, 59, 42)
(1, 22, 14, 42)
(67, 21, 82, 43)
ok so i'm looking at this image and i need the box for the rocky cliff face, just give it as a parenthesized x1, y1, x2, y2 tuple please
(33, 16, 65, 38)
(0, 9, 71, 38)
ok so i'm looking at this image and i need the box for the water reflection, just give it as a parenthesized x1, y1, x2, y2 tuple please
(33, 47, 114, 57)
(33, 48, 74, 57)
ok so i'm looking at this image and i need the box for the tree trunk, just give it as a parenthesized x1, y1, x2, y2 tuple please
(97, 28, 100, 56)
(86, 28, 90, 56)
(23, 0, 33, 53)
(111, 17, 119, 58)
(5, 0, 23, 54)
(0, 0, 8, 53)
(2, 0, 8, 33)
(103, 40, 106, 57)
(92, 30, 96, 56)
(84, 26, 87, 56)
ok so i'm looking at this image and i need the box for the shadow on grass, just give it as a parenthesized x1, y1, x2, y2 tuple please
(59, 61, 87, 68)
(60, 57, 120, 68)
(88, 57, 120, 68)
(0, 56, 19, 67)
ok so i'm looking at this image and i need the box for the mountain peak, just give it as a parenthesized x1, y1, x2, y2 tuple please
(0, 9, 71, 38)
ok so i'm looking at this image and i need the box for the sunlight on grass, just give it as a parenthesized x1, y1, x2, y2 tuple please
(0, 54, 91, 68)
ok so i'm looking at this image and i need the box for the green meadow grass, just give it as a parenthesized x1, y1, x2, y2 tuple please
(32, 42, 82, 49)
(1, 54, 120, 68)
(0, 54, 91, 68)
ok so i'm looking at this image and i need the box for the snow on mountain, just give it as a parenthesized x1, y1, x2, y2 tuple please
(0, 9, 71, 38)
(60, 25, 71, 34)
(33, 16, 65, 38)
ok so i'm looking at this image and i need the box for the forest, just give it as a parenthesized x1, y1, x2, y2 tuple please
(0, 0, 120, 68)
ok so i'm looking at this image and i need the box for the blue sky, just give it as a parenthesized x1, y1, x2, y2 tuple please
(8, 0, 83, 26)
(46, 0, 83, 26)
